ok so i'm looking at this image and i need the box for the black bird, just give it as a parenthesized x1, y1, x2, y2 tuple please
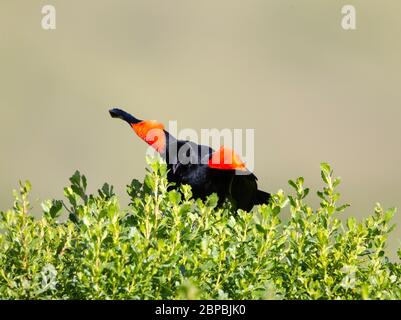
(109, 108, 270, 211)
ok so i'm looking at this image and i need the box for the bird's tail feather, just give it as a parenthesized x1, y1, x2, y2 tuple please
(254, 189, 271, 206)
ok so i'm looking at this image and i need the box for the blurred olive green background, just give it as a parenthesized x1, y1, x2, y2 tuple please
(1, 1, 400, 257)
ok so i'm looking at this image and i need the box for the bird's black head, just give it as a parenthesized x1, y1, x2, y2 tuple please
(109, 108, 142, 124)
(109, 108, 122, 119)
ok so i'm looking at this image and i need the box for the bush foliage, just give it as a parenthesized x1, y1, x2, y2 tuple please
(0, 158, 400, 299)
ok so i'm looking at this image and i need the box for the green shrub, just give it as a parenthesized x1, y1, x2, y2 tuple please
(0, 158, 400, 299)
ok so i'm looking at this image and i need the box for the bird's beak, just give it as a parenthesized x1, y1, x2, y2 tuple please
(109, 108, 142, 124)
(109, 108, 125, 119)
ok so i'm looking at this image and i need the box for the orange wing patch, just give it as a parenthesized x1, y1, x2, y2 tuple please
(208, 146, 246, 171)
(131, 120, 166, 153)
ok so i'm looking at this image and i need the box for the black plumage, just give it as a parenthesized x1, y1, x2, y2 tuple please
(109, 108, 270, 211)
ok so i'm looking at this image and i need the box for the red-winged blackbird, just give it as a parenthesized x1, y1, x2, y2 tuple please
(109, 108, 270, 211)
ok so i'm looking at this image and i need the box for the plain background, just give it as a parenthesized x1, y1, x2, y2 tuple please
(1, 0, 400, 258)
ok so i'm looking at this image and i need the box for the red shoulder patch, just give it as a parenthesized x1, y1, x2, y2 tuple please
(208, 146, 246, 171)
(131, 120, 166, 153)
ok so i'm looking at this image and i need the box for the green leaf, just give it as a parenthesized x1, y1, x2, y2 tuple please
(347, 217, 356, 230)
(336, 204, 350, 212)
(333, 177, 341, 188)
(321, 171, 329, 184)
(320, 163, 331, 175)
(384, 208, 396, 222)
(168, 190, 181, 205)
(205, 193, 218, 209)
(296, 177, 304, 186)
(49, 200, 63, 219)
(288, 180, 297, 190)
